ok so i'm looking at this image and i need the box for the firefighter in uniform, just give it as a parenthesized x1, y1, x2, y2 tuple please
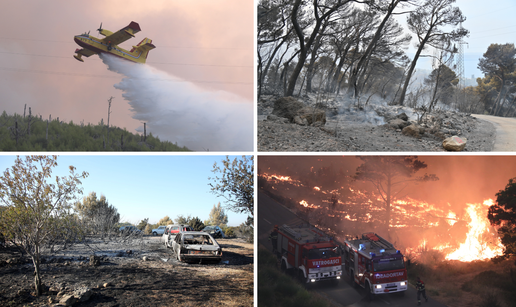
(416, 276, 428, 305)
(268, 225, 279, 253)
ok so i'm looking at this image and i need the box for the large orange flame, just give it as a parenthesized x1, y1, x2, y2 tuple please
(444, 200, 504, 261)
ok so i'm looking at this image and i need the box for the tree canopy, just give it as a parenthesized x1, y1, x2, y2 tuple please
(209, 156, 254, 226)
(205, 202, 229, 227)
(74, 192, 120, 237)
(488, 177, 516, 258)
(0, 155, 88, 295)
(354, 156, 438, 232)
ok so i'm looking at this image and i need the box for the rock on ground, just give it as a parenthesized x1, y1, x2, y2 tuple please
(258, 95, 496, 152)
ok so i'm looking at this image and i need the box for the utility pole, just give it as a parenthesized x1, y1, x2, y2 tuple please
(106, 96, 114, 149)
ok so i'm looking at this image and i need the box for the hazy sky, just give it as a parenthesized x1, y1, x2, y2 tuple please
(401, 0, 516, 79)
(0, 0, 253, 145)
(0, 155, 252, 227)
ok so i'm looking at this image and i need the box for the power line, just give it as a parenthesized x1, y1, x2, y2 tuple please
(0, 67, 252, 85)
(0, 36, 252, 50)
(0, 51, 252, 68)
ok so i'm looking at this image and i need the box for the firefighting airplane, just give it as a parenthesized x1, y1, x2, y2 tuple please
(73, 21, 155, 64)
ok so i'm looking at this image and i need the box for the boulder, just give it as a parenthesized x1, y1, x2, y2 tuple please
(73, 287, 92, 302)
(293, 116, 308, 126)
(272, 97, 305, 122)
(402, 124, 421, 138)
(396, 112, 409, 121)
(89, 255, 100, 267)
(389, 118, 411, 129)
(59, 294, 77, 306)
(296, 107, 326, 125)
(443, 136, 467, 151)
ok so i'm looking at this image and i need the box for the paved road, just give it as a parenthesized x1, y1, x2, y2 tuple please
(258, 192, 448, 307)
(472, 114, 516, 151)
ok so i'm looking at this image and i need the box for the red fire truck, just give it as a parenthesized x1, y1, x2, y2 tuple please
(275, 224, 342, 284)
(344, 233, 408, 298)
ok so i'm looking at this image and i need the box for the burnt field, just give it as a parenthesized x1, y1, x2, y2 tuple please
(0, 236, 253, 306)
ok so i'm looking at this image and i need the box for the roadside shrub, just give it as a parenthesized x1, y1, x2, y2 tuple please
(236, 223, 253, 243)
(479, 292, 502, 307)
(224, 227, 236, 238)
(144, 224, 152, 235)
(258, 247, 329, 307)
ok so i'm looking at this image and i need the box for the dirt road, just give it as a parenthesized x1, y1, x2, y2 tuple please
(472, 114, 516, 151)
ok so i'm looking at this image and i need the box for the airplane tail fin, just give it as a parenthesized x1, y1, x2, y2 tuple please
(130, 38, 156, 63)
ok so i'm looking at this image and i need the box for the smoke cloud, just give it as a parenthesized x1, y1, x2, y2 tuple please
(100, 54, 253, 151)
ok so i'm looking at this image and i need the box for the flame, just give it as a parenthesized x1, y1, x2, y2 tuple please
(445, 200, 504, 261)
(260, 172, 505, 261)
(300, 200, 320, 209)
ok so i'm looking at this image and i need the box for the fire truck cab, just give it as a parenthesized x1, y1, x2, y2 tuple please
(276, 224, 342, 284)
(344, 233, 408, 298)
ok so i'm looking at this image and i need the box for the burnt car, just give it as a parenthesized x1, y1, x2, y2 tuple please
(172, 231, 222, 264)
(201, 225, 224, 238)
(163, 224, 193, 248)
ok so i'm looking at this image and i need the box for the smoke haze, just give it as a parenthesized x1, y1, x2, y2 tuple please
(101, 54, 253, 151)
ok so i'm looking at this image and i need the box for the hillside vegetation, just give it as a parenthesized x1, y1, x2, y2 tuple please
(0, 111, 189, 151)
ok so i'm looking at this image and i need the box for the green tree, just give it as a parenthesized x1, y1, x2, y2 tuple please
(478, 43, 516, 116)
(74, 192, 120, 237)
(398, 0, 468, 106)
(425, 63, 459, 108)
(157, 215, 173, 226)
(209, 155, 254, 226)
(137, 218, 149, 231)
(205, 202, 228, 227)
(488, 177, 516, 259)
(354, 156, 438, 233)
(175, 214, 191, 225)
(0, 155, 88, 296)
(189, 217, 205, 231)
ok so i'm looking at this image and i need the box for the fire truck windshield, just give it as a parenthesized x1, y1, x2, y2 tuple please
(373, 258, 405, 272)
(307, 247, 339, 259)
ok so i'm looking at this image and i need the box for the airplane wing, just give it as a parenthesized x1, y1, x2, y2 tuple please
(74, 48, 96, 62)
(76, 48, 96, 57)
(101, 21, 141, 46)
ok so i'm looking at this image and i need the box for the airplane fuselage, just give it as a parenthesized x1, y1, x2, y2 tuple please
(74, 34, 145, 63)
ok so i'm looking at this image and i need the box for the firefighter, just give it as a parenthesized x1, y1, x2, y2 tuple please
(268, 225, 279, 253)
(416, 276, 428, 305)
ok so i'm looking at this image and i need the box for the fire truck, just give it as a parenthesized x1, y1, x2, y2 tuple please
(275, 224, 342, 284)
(344, 233, 408, 298)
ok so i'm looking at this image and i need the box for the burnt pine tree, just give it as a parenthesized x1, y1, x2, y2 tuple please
(285, 0, 353, 96)
(0, 156, 88, 296)
(398, 0, 468, 106)
(488, 177, 516, 259)
(353, 156, 438, 233)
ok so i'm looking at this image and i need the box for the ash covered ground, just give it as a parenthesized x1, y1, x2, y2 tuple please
(0, 236, 253, 306)
(258, 95, 496, 152)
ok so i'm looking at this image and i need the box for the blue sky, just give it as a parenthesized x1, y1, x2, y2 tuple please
(0, 155, 252, 226)
(398, 0, 516, 79)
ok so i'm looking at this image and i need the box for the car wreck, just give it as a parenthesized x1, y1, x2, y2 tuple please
(172, 231, 222, 264)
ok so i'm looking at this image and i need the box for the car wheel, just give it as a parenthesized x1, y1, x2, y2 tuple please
(152, 232, 157, 236)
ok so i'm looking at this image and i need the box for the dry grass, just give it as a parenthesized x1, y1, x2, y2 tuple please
(408, 253, 516, 307)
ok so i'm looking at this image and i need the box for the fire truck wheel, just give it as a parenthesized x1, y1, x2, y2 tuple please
(280, 260, 287, 272)
(365, 283, 374, 301)
(350, 272, 357, 288)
